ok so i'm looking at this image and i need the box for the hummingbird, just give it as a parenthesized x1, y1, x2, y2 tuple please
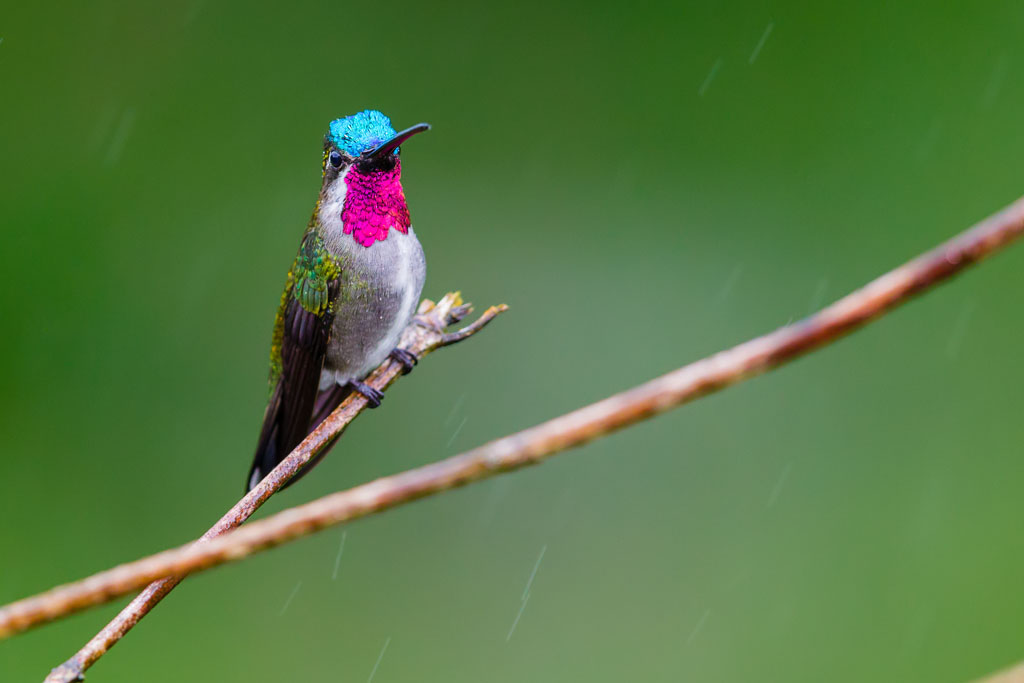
(246, 110, 430, 492)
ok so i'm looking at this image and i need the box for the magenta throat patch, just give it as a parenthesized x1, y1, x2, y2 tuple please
(341, 161, 411, 247)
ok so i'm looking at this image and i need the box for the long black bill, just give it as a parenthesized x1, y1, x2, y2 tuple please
(362, 123, 431, 161)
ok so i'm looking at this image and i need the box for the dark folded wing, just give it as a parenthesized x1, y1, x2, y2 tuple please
(247, 233, 342, 491)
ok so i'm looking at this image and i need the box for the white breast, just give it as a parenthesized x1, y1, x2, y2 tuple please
(316, 225, 426, 390)
(355, 227, 421, 377)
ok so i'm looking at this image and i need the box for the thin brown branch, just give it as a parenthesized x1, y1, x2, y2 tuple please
(5, 193, 1024, 681)
(21, 292, 506, 683)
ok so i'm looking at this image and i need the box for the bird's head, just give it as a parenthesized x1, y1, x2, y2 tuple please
(319, 110, 430, 248)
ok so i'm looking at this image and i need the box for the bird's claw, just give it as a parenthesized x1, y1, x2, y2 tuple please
(389, 348, 419, 375)
(347, 380, 384, 408)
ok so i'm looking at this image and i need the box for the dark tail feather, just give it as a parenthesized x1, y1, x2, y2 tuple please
(247, 382, 285, 492)
(310, 382, 351, 431)
(278, 383, 352, 490)
(247, 383, 352, 492)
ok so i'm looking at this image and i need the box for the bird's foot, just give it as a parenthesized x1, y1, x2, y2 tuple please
(389, 348, 419, 375)
(347, 380, 384, 408)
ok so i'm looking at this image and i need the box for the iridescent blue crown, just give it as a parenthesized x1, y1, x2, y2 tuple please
(328, 110, 397, 157)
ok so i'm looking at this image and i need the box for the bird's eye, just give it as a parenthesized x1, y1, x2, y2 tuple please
(329, 151, 343, 168)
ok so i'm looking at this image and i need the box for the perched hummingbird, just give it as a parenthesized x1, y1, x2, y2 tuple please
(247, 110, 430, 492)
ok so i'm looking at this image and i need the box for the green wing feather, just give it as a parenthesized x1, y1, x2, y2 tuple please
(249, 229, 344, 491)
(268, 230, 343, 391)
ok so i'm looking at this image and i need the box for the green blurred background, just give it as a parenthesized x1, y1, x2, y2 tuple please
(2, 1, 1023, 681)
